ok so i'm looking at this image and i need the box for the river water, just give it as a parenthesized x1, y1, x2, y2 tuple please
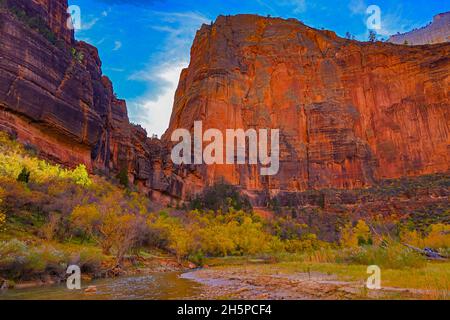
(0, 272, 201, 300)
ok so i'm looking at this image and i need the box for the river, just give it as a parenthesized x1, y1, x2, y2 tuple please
(0, 272, 201, 300)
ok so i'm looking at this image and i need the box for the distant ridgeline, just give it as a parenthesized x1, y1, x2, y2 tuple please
(388, 12, 450, 45)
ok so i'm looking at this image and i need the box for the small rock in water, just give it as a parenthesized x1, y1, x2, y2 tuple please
(187, 262, 197, 269)
(84, 286, 97, 294)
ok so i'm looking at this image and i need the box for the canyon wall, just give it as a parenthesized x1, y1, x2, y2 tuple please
(0, 2, 448, 204)
(388, 12, 449, 45)
(164, 15, 449, 196)
(0, 0, 203, 203)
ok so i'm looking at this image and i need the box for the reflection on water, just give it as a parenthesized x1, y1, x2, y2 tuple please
(0, 273, 201, 300)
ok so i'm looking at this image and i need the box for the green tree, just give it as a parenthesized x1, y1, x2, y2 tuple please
(17, 167, 30, 183)
(117, 168, 129, 188)
(368, 30, 377, 42)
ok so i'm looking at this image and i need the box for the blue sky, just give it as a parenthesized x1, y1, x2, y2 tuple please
(68, 0, 449, 136)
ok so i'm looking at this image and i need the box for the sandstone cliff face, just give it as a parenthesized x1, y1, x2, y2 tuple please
(0, 0, 203, 203)
(1, 4, 449, 204)
(164, 15, 449, 194)
(388, 12, 450, 45)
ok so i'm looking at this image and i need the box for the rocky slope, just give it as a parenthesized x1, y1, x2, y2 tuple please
(388, 12, 449, 45)
(0, 0, 203, 203)
(164, 14, 449, 198)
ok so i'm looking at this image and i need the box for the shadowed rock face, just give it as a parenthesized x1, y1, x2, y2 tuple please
(164, 15, 449, 193)
(0, 0, 203, 203)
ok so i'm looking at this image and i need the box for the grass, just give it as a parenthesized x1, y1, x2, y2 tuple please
(203, 256, 450, 299)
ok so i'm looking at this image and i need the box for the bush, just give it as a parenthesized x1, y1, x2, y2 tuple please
(188, 250, 205, 267)
(336, 242, 426, 269)
(0, 240, 67, 280)
(147, 209, 284, 260)
(17, 167, 30, 183)
(401, 223, 450, 249)
(190, 182, 252, 213)
(71, 48, 85, 64)
(117, 168, 129, 188)
(70, 202, 144, 262)
(340, 220, 372, 248)
(0, 190, 6, 232)
(76, 247, 104, 275)
(7, 4, 58, 44)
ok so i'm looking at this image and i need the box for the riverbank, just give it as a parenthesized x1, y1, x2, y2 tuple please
(0, 253, 196, 291)
(0, 272, 201, 300)
(2, 258, 448, 300)
(181, 260, 450, 300)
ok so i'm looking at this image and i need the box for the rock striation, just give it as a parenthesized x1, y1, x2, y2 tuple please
(0, 0, 203, 203)
(388, 12, 450, 45)
(0, 3, 448, 204)
(164, 14, 449, 195)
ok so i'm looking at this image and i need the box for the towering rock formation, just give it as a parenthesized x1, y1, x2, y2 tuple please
(0, 0, 203, 203)
(164, 15, 449, 194)
(0, 2, 448, 204)
(388, 12, 450, 45)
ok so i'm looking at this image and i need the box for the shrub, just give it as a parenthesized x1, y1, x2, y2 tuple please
(70, 164, 92, 187)
(147, 209, 284, 260)
(0, 211, 5, 232)
(77, 247, 104, 275)
(336, 242, 426, 269)
(17, 167, 30, 183)
(40, 212, 61, 241)
(401, 223, 450, 249)
(7, 4, 58, 44)
(0, 190, 6, 232)
(71, 48, 85, 64)
(70, 204, 101, 240)
(70, 202, 144, 262)
(340, 220, 372, 248)
(117, 168, 129, 188)
(188, 250, 205, 267)
(0, 240, 67, 280)
(190, 182, 252, 213)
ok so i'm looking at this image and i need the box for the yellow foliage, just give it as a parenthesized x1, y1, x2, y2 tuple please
(0, 209, 6, 232)
(0, 188, 6, 232)
(148, 210, 283, 259)
(71, 204, 101, 237)
(71, 202, 141, 258)
(0, 132, 92, 186)
(401, 224, 450, 249)
(340, 220, 372, 248)
(424, 224, 450, 249)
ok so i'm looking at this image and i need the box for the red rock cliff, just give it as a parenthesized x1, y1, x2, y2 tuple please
(164, 15, 449, 193)
(0, 0, 203, 203)
(388, 11, 449, 45)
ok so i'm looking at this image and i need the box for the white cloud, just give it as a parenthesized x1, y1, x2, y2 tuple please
(81, 17, 100, 30)
(348, 0, 366, 16)
(348, 1, 415, 38)
(129, 61, 187, 138)
(128, 11, 209, 137)
(375, 11, 416, 37)
(290, 0, 307, 14)
(113, 40, 122, 51)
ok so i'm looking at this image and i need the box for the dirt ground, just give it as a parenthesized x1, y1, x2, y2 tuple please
(181, 265, 436, 300)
